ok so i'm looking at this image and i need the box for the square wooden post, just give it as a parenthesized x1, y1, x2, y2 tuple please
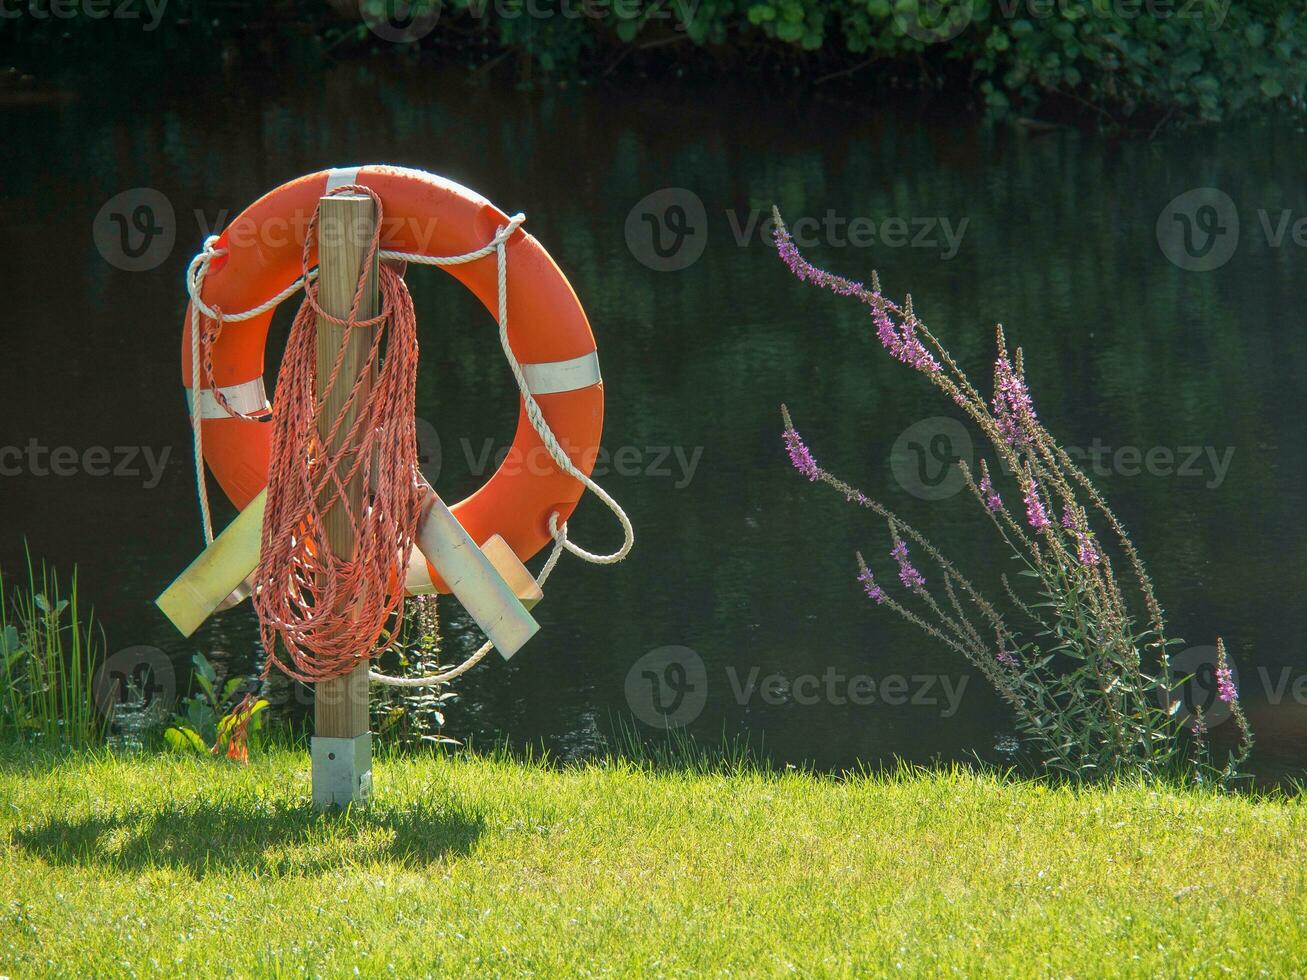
(311, 193, 377, 810)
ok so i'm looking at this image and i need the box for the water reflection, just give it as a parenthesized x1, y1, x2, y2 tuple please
(2, 62, 1305, 782)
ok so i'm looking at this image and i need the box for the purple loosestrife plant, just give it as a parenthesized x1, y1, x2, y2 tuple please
(774, 207, 1253, 785)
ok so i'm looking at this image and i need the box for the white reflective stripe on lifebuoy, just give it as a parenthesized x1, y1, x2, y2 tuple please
(326, 166, 362, 191)
(186, 378, 270, 420)
(521, 352, 602, 395)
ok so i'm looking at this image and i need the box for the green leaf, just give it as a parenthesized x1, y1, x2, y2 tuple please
(222, 676, 244, 704)
(164, 725, 208, 754)
(192, 652, 218, 685)
(1, 624, 25, 665)
(776, 19, 804, 42)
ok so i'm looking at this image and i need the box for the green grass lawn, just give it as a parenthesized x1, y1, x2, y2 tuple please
(1, 746, 1304, 977)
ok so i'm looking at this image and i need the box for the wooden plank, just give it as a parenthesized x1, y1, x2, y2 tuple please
(412, 489, 540, 658)
(156, 490, 265, 636)
(158, 503, 542, 637)
(480, 535, 544, 610)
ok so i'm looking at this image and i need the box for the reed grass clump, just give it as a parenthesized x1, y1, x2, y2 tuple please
(0, 551, 107, 748)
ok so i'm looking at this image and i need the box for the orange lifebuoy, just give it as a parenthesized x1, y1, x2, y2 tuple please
(181, 166, 604, 588)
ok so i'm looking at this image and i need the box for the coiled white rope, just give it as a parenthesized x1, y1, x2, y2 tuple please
(184, 212, 633, 687)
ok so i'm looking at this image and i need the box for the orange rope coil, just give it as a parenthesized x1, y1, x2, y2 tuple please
(250, 185, 424, 685)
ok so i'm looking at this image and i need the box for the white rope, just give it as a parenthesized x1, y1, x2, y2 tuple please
(186, 236, 319, 544)
(184, 210, 633, 687)
(371, 214, 632, 686)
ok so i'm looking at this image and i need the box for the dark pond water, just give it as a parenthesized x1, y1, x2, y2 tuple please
(3, 61, 1305, 781)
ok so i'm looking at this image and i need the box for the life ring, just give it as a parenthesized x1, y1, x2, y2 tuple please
(181, 165, 604, 591)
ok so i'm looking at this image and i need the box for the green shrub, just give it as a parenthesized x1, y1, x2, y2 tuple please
(4, 0, 1303, 124)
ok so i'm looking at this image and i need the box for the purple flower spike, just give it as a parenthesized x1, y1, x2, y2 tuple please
(858, 565, 887, 604)
(773, 216, 940, 375)
(979, 472, 1002, 512)
(890, 539, 926, 592)
(1024, 485, 1051, 531)
(873, 308, 942, 374)
(1216, 665, 1237, 703)
(993, 356, 1036, 447)
(783, 426, 820, 482)
(899, 565, 926, 591)
(1076, 532, 1100, 567)
(774, 221, 869, 299)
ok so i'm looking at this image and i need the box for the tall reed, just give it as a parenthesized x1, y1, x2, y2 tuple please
(0, 550, 107, 747)
(773, 207, 1252, 785)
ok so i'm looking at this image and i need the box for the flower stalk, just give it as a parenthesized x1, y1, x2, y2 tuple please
(774, 208, 1252, 785)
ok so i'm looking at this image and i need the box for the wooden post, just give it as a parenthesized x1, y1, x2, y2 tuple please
(311, 194, 377, 810)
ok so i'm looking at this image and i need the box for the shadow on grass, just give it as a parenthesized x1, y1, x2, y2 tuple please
(11, 796, 485, 876)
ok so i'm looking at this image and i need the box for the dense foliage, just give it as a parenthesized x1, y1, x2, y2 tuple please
(736, 0, 1307, 121)
(2, 0, 1303, 124)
